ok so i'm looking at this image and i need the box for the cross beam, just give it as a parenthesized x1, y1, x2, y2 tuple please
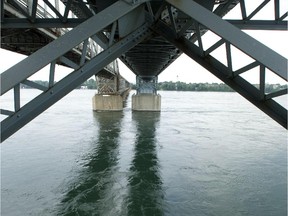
(1, 24, 151, 142)
(1, 0, 152, 142)
(166, 0, 287, 81)
(152, 0, 287, 128)
(1, 1, 140, 95)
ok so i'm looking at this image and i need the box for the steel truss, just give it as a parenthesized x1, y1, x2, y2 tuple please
(1, 0, 119, 70)
(153, 0, 287, 128)
(226, 0, 288, 30)
(0, 1, 152, 142)
(136, 76, 158, 94)
(2, 0, 287, 30)
(2, 0, 92, 28)
(1, 0, 287, 141)
(96, 74, 131, 95)
(97, 76, 118, 95)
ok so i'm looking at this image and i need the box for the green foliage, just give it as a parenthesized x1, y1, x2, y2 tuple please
(83, 79, 97, 89)
(21, 79, 97, 89)
(21, 80, 287, 93)
(20, 80, 49, 89)
(157, 81, 234, 92)
(157, 81, 287, 92)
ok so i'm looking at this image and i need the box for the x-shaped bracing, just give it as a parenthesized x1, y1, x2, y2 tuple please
(0, 1, 152, 142)
(1, 0, 287, 142)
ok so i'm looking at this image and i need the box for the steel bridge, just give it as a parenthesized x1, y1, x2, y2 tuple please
(1, 0, 287, 142)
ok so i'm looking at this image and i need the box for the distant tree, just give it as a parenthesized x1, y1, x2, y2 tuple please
(85, 79, 97, 89)
(22, 80, 286, 93)
(158, 82, 234, 92)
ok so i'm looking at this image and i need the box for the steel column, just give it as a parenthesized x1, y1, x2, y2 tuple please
(136, 76, 158, 94)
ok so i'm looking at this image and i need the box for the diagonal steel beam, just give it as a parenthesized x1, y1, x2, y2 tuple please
(166, 0, 287, 81)
(1, 1, 140, 96)
(1, 24, 152, 142)
(153, 21, 287, 129)
(42, 0, 63, 19)
(7, 0, 31, 19)
(246, 0, 270, 20)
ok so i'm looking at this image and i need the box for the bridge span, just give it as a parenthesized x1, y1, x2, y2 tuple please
(1, 0, 287, 141)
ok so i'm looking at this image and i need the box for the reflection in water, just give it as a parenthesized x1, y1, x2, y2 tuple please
(126, 112, 164, 215)
(58, 112, 123, 216)
(58, 111, 163, 215)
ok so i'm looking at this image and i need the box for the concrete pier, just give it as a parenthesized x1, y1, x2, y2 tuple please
(92, 95, 123, 111)
(132, 94, 161, 111)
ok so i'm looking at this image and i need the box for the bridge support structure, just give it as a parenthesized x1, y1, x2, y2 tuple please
(0, 1, 152, 141)
(1, 0, 287, 141)
(132, 94, 161, 111)
(152, 0, 287, 128)
(132, 76, 161, 111)
(93, 95, 124, 111)
(93, 74, 131, 111)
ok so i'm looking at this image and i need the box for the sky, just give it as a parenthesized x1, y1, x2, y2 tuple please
(0, 1, 287, 84)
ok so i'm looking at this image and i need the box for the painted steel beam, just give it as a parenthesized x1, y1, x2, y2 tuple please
(227, 20, 288, 30)
(153, 21, 287, 129)
(1, 0, 140, 96)
(1, 0, 4, 20)
(166, 0, 287, 81)
(9, 4, 281, 30)
(1, 18, 86, 28)
(1, 24, 152, 142)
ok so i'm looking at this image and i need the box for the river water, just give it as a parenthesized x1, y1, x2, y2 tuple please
(1, 90, 287, 216)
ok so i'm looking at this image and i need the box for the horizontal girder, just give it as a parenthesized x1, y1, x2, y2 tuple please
(1, 0, 287, 141)
(3, 0, 286, 77)
(1, 1, 152, 141)
(1, 23, 151, 142)
(166, 0, 287, 80)
(1, 1, 141, 95)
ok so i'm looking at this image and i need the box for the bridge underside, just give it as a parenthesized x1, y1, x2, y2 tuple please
(1, 0, 287, 141)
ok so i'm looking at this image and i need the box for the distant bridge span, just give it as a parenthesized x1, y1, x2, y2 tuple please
(1, 0, 287, 141)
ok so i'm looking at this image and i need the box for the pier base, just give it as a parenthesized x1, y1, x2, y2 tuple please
(92, 95, 123, 111)
(132, 94, 161, 111)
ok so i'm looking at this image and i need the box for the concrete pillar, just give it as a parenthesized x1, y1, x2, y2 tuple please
(92, 95, 123, 111)
(132, 93, 161, 111)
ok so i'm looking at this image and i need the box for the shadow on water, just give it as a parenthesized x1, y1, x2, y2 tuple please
(57, 112, 123, 216)
(125, 112, 164, 216)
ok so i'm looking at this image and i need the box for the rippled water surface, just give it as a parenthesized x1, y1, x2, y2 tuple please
(1, 90, 287, 216)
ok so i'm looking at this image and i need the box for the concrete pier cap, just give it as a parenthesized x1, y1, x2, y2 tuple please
(132, 93, 161, 111)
